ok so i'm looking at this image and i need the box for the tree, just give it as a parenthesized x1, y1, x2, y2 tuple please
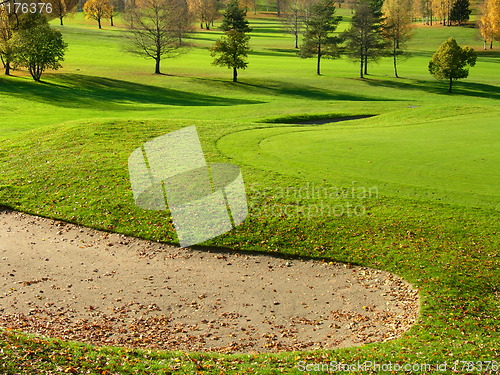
(188, 0, 218, 29)
(382, 0, 414, 77)
(241, 0, 258, 14)
(428, 37, 476, 93)
(281, 0, 305, 48)
(169, 0, 193, 43)
(211, 29, 250, 82)
(0, 6, 15, 75)
(342, 0, 387, 77)
(12, 14, 67, 81)
(51, 0, 76, 26)
(83, 0, 113, 29)
(299, 0, 341, 75)
(220, 0, 252, 32)
(212, 0, 250, 82)
(275, 0, 288, 16)
(345, 0, 358, 13)
(125, 0, 184, 74)
(478, 0, 500, 49)
(449, 0, 471, 26)
(418, 0, 434, 25)
(108, 0, 122, 26)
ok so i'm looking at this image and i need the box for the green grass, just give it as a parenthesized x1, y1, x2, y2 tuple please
(0, 10, 499, 374)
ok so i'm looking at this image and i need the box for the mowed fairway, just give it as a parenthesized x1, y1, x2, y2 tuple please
(0, 7, 499, 374)
(218, 112, 500, 208)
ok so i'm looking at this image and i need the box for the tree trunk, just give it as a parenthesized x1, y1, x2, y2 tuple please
(359, 55, 364, 78)
(449, 77, 452, 93)
(155, 58, 161, 74)
(111, 16, 114, 26)
(484, 39, 487, 50)
(364, 54, 368, 75)
(5, 62, 10, 76)
(393, 42, 398, 78)
(60, 17, 64, 26)
(98, 18, 102, 29)
(316, 44, 321, 75)
(295, 33, 298, 49)
(233, 67, 238, 82)
(490, 40, 493, 49)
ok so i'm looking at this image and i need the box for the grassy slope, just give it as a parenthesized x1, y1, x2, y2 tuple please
(0, 10, 499, 375)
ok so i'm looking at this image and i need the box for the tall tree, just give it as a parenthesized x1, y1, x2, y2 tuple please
(83, 0, 113, 28)
(12, 14, 67, 81)
(169, 0, 192, 43)
(125, 0, 185, 74)
(188, 0, 218, 29)
(343, 0, 387, 77)
(0, 6, 15, 75)
(220, 0, 252, 32)
(428, 37, 476, 93)
(418, 0, 434, 25)
(275, 0, 288, 16)
(211, 29, 250, 82)
(478, 0, 500, 49)
(281, 0, 305, 48)
(108, 0, 123, 26)
(382, 0, 414, 77)
(450, 0, 471, 26)
(51, 0, 76, 26)
(299, 0, 341, 75)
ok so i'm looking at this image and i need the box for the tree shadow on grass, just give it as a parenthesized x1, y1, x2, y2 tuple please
(362, 77, 500, 100)
(192, 77, 396, 101)
(475, 49, 500, 61)
(0, 73, 262, 110)
(238, 80, 395, 101)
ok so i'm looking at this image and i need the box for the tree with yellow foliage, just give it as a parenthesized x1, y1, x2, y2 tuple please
(479, 0, 500, 49)
(382, 0, 414, 77)
(83, 0, 113, 29)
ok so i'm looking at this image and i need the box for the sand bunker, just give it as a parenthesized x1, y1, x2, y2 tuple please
(0, 209, 419, 353)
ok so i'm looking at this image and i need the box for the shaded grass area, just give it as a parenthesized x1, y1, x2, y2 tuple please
(0, 118, 498, 373)
(260, 113, 376, 124)
(362, 77, 500, 101)
(0, 74, 262, 109)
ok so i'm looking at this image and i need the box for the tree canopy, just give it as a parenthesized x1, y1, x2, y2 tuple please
(382, 0, 414, 77)
(83, 0, 113, 29)
(450, 0, 471, 26)
(428, 37, 477, 93)
(211, 29, 250, 82)
(12, 14, 67, 82)
(299, 0, 342, 75)
(125, 0, 185, 74)
(479, 0, 500, 49)
(343, 0, 387, 78)
(220, 0, 252, 33)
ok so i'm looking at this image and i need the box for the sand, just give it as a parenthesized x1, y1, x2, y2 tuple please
(0, 208, 419, 353)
